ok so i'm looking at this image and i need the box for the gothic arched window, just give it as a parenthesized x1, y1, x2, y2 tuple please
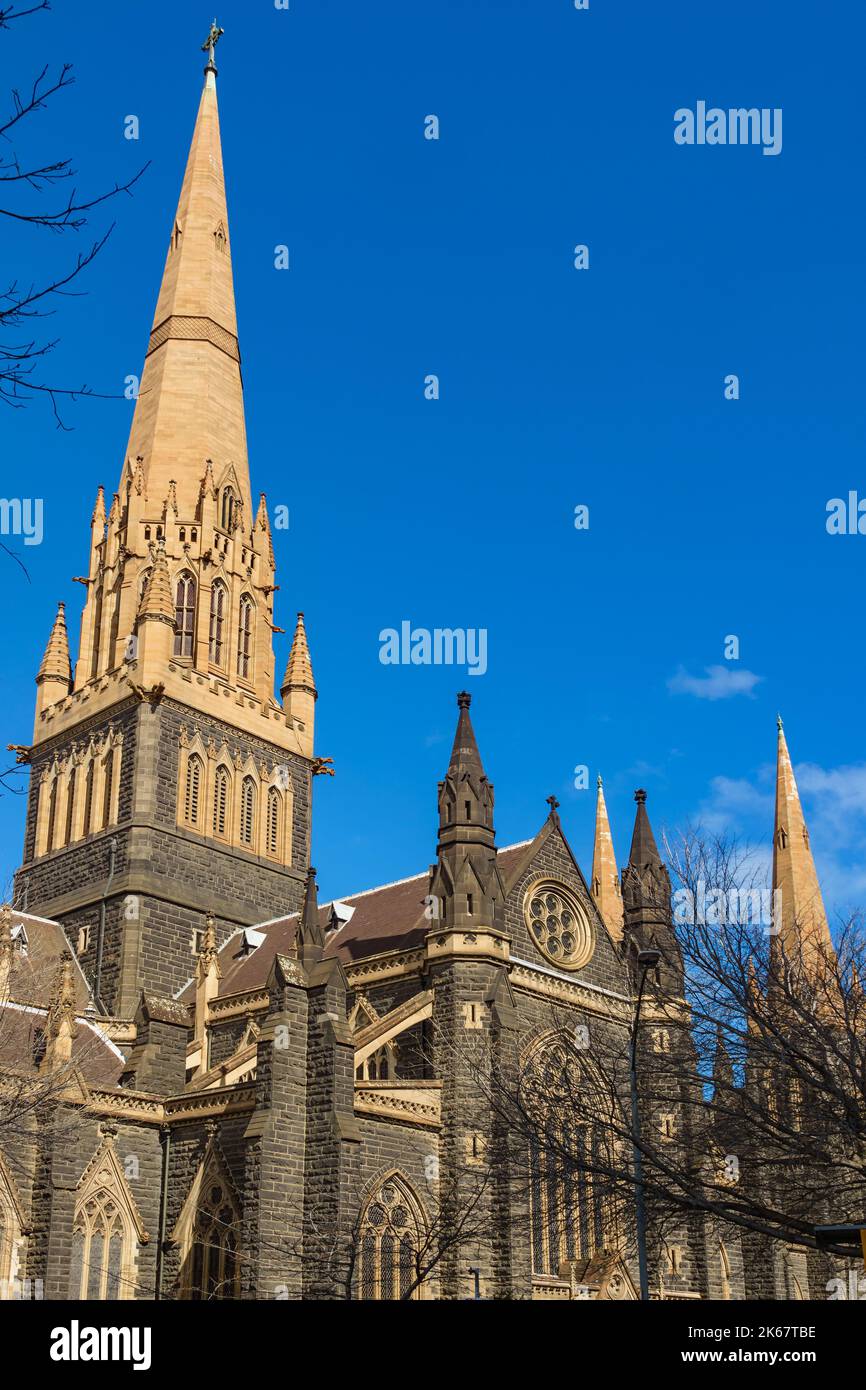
(174, 572, 197, 658)
(237, 596, 254, 680)
(70, 1141, 145, 1302)
(72, 1189, 128, 1300)
(356, 1044, 396, 1082)
(266, 787, 281, 858)
(189, 1178, 240, 1300)
(213, 764, 231, 839)
(358, 1174, 426, 1301)
(220, 487, 235, 533)
(208, 581, 227, 666)
(525, 1036, 614, 1278)
(240, 776, 256, 847)
(184, 754, 203, 828)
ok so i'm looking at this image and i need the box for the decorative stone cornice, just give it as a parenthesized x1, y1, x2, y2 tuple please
(508, 959, 632, 1023)
(425, 926, 511, 965)
(354, 1080, 441, 1130)
(343, 947, 426, 988)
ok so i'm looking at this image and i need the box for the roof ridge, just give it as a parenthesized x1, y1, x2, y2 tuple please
(328, 839, 535, 908)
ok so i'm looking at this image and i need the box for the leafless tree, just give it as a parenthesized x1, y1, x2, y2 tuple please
(477, 828, 866, 1270)
(0, 1, 148, 427)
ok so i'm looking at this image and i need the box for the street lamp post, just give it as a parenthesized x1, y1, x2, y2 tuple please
(630, 946, 661, 1302)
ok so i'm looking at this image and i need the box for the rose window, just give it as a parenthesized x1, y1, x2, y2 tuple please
(524, 880, 594, 970)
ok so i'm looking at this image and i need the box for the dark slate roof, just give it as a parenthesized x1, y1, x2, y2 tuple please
(0, 911, 124, 1087)
(0, 1002, 126, 1088)
(4, 910, 93, 1011)
(177, 841, 533, 1003)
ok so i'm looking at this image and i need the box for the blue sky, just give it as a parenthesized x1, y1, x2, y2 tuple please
(1, 1, 865, 920)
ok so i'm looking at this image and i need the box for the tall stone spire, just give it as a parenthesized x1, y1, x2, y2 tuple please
(772, 717, 833, 973)
(428, 693, 506, 935)
(122, 28, 250, 520)
(591, 776, 623, 941)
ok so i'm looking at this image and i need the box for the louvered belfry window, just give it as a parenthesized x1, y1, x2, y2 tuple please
(213, 764, 230, 838)
(209, 581, 226, 665)
(237, 596, 253, 680)
(83, 759, 95, 837)
(174, 573, 197, 658)
(266, 787, 281, 857)
(185, 754, 203, 827)
(240, 776, 256, 846)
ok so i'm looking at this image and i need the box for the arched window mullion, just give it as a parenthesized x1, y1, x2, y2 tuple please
(174, 572, 197, 659)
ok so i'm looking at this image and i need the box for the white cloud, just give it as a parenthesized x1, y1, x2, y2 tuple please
(667, 665, 763, 701)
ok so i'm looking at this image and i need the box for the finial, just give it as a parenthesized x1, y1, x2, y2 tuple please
(457, 691, 471, 709)
(634, 788, 647, 804)
(777, 713, 784, 731)
(546, 794, 560, 815)
(597, 774, 603, 789)
(201, 18, 224, 74)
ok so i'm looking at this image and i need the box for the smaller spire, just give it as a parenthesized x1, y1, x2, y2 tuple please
(447, 690, 485, 778)
(297, 866, 324, 965)
(40, 951, 77, 1072)
(138, 540, 174, 624)
(91, 485, 106, 527)
(37, 602, 71, 689)
(281, 613, 316, 698)
(628, 788, 662, 871)
(591, 775, 623, 941)
(193, 912, 221, 1063)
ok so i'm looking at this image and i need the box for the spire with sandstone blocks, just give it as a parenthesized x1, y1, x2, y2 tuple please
(281, 614, 317, 757)
(591, 776, 624, 941)
(772, 717, 833, 974)
(35, 27, 312, 764)
(34, 602, 71, 730)
(124, 19, 248, 518)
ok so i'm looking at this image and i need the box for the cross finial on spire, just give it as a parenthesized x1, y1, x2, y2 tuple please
(597, 773, 603, 789)
(777, 713, 784, 731)
(546, 794, 560, 815)
(202, 17, 224, 73)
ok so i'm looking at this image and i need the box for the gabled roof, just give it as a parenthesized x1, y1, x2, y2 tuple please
(0, 1001, 126, 1087)
(3, 909, 94, 1012)
(177, 841, 534, 1003)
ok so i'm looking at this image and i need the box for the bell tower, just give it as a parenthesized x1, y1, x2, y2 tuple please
(13, 33, 316, 1016)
